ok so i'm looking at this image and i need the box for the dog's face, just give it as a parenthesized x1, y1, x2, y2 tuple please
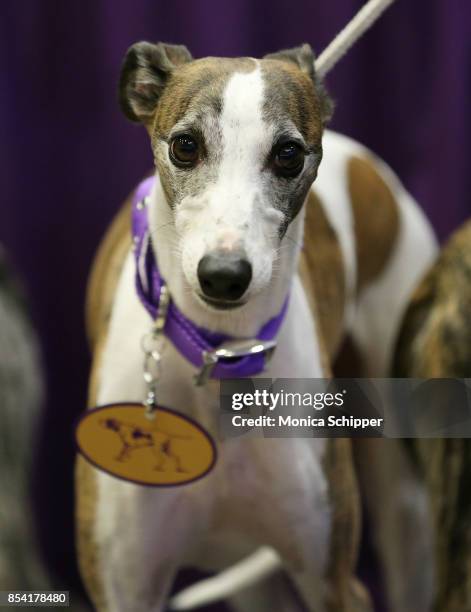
(120, 43, 332, 310)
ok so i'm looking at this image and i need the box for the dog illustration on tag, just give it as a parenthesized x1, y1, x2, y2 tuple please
(100, 417, 190, 473)
(76, 404, 217, 486)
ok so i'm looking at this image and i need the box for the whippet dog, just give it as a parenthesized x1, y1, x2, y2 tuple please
(77, 42, 437, 611)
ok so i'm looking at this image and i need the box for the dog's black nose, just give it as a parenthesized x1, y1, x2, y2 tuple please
(198, 254, 252, 301)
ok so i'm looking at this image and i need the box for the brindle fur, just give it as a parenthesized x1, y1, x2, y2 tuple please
(300, 190, 370, 611)
(348, 156, 400, 292)
(394, 219, 471, 612)
(300, 191, 346, 359)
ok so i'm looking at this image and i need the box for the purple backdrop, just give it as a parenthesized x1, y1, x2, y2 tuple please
(1, 0, 470, 606)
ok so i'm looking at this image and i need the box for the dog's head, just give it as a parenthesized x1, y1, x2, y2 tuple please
(120, 43, 332, 310)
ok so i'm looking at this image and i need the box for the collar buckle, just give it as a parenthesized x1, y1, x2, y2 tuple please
(194, 338, 277, 387)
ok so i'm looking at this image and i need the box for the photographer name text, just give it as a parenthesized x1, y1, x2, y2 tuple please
(230, 390, 384, 430)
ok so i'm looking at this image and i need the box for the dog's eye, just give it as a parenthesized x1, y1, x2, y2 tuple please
(274, 142, 304, 177)
(170, 134, 199, 168)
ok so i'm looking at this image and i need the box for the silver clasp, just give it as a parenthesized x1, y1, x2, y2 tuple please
(194, 338, 277, 387)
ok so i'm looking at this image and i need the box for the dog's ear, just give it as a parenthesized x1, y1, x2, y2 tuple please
(265, 43, 316, 81)
(119, 41, 193, 123)
(264, 43, 334, 124)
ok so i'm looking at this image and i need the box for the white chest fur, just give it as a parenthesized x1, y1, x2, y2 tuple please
(93, 240, 330, 608)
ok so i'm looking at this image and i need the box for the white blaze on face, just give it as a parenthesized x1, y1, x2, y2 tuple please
(176, 63, 284, 297)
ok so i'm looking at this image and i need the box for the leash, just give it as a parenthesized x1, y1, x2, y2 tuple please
(315, 0, 397, 78)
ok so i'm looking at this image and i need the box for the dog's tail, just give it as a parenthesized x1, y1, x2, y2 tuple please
(168, 547, 281, 610)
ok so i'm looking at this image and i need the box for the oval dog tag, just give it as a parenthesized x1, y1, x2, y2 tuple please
(76, 403, 216, 486)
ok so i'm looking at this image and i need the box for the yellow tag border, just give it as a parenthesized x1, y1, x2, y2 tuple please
(75, 403, 217, 487)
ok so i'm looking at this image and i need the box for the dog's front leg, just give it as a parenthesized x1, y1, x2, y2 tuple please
(283, 528, 371, 612)
(78, 466, 200, 612)
(259, 439, 332, 612)
(279, 438, 371, 612)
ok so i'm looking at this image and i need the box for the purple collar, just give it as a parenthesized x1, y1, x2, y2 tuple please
(132, 176, 289, 381)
